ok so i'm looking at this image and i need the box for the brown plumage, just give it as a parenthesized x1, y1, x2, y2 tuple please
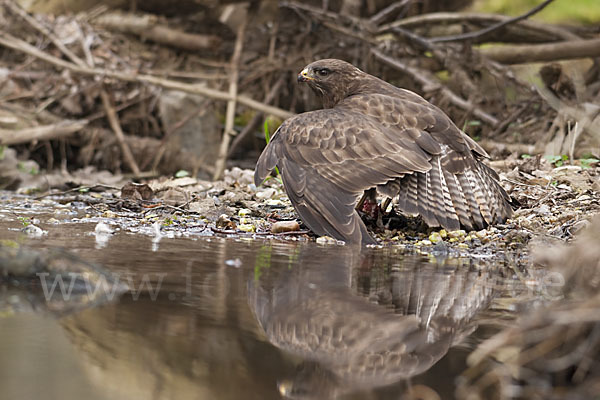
(255, 59, 512, 245)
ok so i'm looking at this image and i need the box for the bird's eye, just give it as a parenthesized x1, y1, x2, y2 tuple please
(316, 68, 330, 77)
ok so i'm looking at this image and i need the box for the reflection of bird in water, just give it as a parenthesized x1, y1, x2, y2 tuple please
(248, 249, 502, 399)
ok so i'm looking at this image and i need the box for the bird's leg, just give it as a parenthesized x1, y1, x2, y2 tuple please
(381, 198, 391, 214)
(376, 198, 390, 229)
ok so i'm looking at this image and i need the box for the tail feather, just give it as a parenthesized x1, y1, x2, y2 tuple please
(436, 159, 461, 231)
(466, 168, 493, 224)
(442, 168, 473, 230)
(395, 156, 512, 232)
(418, 171, 438, 226)
(456, 172, 486, 228)
(397, 174, 419, 215)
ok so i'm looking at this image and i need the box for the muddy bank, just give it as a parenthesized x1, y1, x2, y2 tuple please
(2, 156, 597, 263)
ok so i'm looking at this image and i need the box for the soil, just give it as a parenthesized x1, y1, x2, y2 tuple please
(7, 156, 599, 264)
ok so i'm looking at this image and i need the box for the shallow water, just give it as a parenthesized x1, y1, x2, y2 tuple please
(0, 204, 536, 400)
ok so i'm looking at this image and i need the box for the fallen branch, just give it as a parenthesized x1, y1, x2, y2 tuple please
(431, 0, 556, 43)
(0, 32, 294, 120)
(479, 38, 600, 64)
(479, 140, 539, 155)
(0, 120, 88, 145)
(100, 90, 141, 175)
(213, 10, 247, 180)
(94, 12, 221, 51)
(372, 49, 499, 127)
(380, 12, 580, 42)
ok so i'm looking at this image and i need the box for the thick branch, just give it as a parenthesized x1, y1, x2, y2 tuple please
(94, 12, 221, 51)
(479, 38, 600, 64)
(0, 120, 88, 145)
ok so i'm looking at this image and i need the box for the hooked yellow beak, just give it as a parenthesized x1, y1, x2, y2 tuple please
(297, 68, 313, 82)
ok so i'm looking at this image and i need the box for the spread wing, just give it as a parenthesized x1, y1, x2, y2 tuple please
(255, 107, 433, 244)
(340, 93, 512, 231)
(255, 92, 512, 243)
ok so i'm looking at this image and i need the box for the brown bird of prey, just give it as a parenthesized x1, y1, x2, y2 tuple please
(254, 59, 512, 245)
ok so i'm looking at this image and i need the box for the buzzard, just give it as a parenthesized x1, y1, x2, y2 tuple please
(254, 59, 512, 245)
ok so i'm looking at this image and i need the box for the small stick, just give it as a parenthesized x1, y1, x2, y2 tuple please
(368, 0, 410, 26)
(100, 90, 141, 175)
(431, 0, 556, 43)
(213, 13, 248, 180)
(378, 11, 579, 41)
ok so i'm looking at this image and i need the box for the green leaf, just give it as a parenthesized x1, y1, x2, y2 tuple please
(263, 120, 280, 177)
(580, 158, 600, 169)
(175, 170, 190, 178)
(544, 154, 569, 167)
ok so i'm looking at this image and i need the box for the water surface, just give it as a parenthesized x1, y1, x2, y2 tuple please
(0, 211, 532, 400)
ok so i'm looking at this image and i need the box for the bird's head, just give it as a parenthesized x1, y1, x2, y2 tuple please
(297, 59, 363, 108)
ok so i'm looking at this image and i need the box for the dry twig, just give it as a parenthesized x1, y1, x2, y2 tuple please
(100, 90, 141, 175)
(213, 11, 248, 180)
(380, 12, 580, 42)
(431, 0, 556, 43)
(94, 12, 221, 51)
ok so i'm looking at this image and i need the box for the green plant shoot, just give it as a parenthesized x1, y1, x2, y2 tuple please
(264, 120, 281, 178)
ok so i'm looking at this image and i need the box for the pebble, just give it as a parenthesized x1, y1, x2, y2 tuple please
(271, 220, 300, 233)
(256, 188, 277, 200)
(316, 236, 337, 245)
(428, 232, 443, 243)
(238, 208, 251, 217)
(535, 204, 551, 215)
(23, 224, 47, 237)
(447, 230, 466, 239)
(238, 224, 255, 232)
(265, 199, 285, 207)
(474, 230, 488, 239)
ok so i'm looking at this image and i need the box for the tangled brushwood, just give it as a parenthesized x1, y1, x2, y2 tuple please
(0, 0, 599, 185)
